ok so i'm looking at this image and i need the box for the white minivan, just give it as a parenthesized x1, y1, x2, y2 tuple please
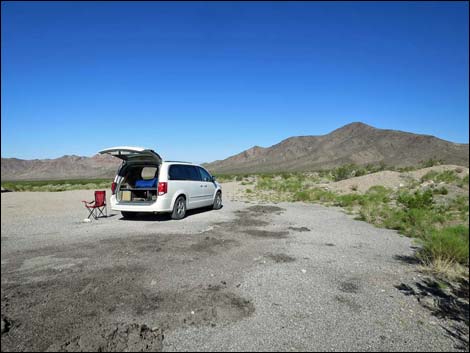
(99, 146, 222, 220)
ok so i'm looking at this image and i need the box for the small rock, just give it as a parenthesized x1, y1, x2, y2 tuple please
(420, 296, 436, 309)
(190, 311, 195, 315)
(151, 280, 157, 286)
(83, 218, 91, 223)
(1, 318, 11, 334)
(301, 269, 307, 274)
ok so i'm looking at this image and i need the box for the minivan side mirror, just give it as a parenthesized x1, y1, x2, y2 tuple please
(211, 176, 217, 182)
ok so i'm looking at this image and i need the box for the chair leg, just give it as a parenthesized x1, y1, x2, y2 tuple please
(87, 208, 94, 219)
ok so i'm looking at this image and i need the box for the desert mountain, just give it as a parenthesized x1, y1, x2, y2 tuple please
(203, 122, 469, 174)
(2, 123, 468, 180)
(1, 154, 121, 181)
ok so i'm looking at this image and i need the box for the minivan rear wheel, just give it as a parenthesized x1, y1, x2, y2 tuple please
(171, 196, 187, 220)
(121, 211, 137, 219)
(213, 191, 222, 210)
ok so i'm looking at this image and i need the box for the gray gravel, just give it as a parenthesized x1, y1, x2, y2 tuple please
(0, 190, 464, 351)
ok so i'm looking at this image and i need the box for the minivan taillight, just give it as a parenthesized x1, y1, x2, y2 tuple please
(111, 182, 117, 195)
(158, 182, 167, 196)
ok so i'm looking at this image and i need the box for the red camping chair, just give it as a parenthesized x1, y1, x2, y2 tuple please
(82, 191, 107, 219)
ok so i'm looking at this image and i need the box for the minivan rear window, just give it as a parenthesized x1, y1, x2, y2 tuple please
(168, 165, 201, 181)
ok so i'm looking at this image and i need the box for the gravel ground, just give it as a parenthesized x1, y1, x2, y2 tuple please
(1, 188, 466, 351)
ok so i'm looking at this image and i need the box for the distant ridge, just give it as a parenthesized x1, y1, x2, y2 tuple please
(1, 154, 121, 181)
(2, 123, 468, 180)
(203, 122, 469, 174)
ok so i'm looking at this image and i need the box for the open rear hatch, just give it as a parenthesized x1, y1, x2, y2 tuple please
(99, 146, 162, 164)
(99, 146, 163, 203)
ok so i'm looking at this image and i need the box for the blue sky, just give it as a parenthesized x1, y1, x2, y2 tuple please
(1, 1, 468, 162)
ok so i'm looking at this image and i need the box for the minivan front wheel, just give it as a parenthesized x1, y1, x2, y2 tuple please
(171, 196, 187, 220)
(213, 191, 222, 210)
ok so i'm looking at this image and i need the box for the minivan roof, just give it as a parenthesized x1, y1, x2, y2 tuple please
(163, 160, 192, 164)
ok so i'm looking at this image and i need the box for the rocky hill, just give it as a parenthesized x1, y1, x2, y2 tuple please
(204, 122, 469, 174)
(1, 154, 121, 181)
(2, 123, 468, 180)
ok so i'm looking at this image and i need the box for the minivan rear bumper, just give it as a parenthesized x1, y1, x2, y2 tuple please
(110, 195, 173, 213)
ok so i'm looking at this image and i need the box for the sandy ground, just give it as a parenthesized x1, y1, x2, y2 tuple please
(1, 186, 467, 351)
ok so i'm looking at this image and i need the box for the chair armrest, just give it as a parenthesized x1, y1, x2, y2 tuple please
(82, 200, 95, 204)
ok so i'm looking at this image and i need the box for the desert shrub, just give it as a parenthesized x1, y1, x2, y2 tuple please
(400, 208, 445, 238)
(397, 166, 416, 172)
(245, 188, 253, 193)
(335, 194, 363, 207)
(292, 191, 312, 202)
(332, 164, 357, 181)
(397, 190, 434, 209)
(214, 174, 236, 182)
(433, 187, 448, 195)
(421, 170, 459, 184)
(420, 158, 443, 168)
(350, 184, 358, 191)
(311, 188, 337, 203)
(363, 162, 387, 174)
(458, 174, 469, 188)
(1, 179, 111, 192)
(419, 226, 469, 265)
(364, 186, 392, 204)
(292, 188, 336, 203)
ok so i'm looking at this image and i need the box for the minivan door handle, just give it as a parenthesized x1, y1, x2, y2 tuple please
(200, 185, 204, 187)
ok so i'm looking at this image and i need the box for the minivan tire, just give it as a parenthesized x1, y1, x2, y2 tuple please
(121, 211, 137, 219)
(213, 191, 222, 210)
(171, 196, 187, 220)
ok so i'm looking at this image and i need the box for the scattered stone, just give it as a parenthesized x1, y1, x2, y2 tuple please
(266, 253, 296, 263)
(1, 317, 11, 334)
(288, 226, 310, 232)
(301, 269, 307, 274)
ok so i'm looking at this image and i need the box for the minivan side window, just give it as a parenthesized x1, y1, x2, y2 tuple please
(168, 165, 202, 181)
(168, 165, 187, 180)
(186, 166, 202, 181)
(198, 167, 213, 182)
